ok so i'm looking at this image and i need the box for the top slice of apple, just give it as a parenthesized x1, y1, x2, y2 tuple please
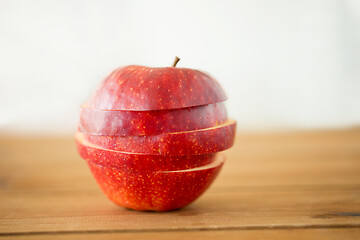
(86, 65, 227, 111)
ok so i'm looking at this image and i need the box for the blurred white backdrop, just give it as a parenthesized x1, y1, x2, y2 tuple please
(0, 0, 359, 135)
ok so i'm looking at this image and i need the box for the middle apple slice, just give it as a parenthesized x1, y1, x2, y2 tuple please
(82, 120, 236, 156)
(79, 102, 227, 136)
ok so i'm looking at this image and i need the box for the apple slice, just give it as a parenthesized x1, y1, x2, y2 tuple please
(86, 153, 225, 211)
(87, 65, 227, 111)
(83, 119, 236, 156)
(79, 102, 227, 136)
(76, 132, 217, 171)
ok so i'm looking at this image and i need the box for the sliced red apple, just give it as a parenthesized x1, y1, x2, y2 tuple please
(83, 119, 236, 155)
(87, 65, 227, 111)
(86, 153, 225, 211)
(75, 132, 217, 171)
(79, 102, 227, 136)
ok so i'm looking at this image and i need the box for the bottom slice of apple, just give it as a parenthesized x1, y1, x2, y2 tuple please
(86, 154, 225, 211)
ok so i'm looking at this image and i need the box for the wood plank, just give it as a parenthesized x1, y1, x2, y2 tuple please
(1, 185, 359, 234)
(1, 228, 360, 240)
(1, 129, 360, 192)
(1, 149, 359, 191)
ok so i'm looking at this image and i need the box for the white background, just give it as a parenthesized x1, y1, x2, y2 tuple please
(0, 0, 359, 135)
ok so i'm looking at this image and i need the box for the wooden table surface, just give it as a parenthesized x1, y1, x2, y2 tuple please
(1, 128, 360, 239)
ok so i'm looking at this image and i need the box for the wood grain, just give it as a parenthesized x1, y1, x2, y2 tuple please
(0, 128, 359, 238)
(1, 186, 360, 234)
(1, 228, 360, 240)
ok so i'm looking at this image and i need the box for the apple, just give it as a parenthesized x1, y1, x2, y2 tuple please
(79, 102, 227, 136)
(83, 119, 236, 155)
(76, 59, 235, 211)
(86, 65, 227, 111)
(86, 153, 225, 211)
(75, 132, 217, 171)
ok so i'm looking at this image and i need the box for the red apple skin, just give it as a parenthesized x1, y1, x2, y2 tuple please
(86, 155, 224, 211)
(79, 102, 227, 136)
(87, 65, 227, 111)
(76, 135, 217, 171)
(83, 120, 236, 156)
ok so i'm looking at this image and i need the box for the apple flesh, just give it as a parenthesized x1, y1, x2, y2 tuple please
(86, 153, 225, 211)
(79, 102, 227, 136)
(75, 132, 217, 171)
(83, 120, 236, 155)
(87, 65, 227, 111)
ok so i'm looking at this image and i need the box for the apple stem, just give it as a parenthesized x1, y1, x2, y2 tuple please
(172, 57, 180, 67)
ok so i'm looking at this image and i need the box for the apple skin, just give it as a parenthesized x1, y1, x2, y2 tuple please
(79, 102, 227, 136)
(83, 120, 236, 155)
(75, 133, 217, 171)
(86, 154, 225, 211)
(86, 65, 227, 111)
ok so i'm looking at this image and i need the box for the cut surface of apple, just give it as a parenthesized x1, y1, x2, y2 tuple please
(76, 133, 217, 171)
(83, 119, 236, 155)
(79, 102, 227, 136)
(87, 65, 227, 111)
(86, 153, 225, 211)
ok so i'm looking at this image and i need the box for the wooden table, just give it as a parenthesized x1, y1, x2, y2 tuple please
(1, 129, 360, 239)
